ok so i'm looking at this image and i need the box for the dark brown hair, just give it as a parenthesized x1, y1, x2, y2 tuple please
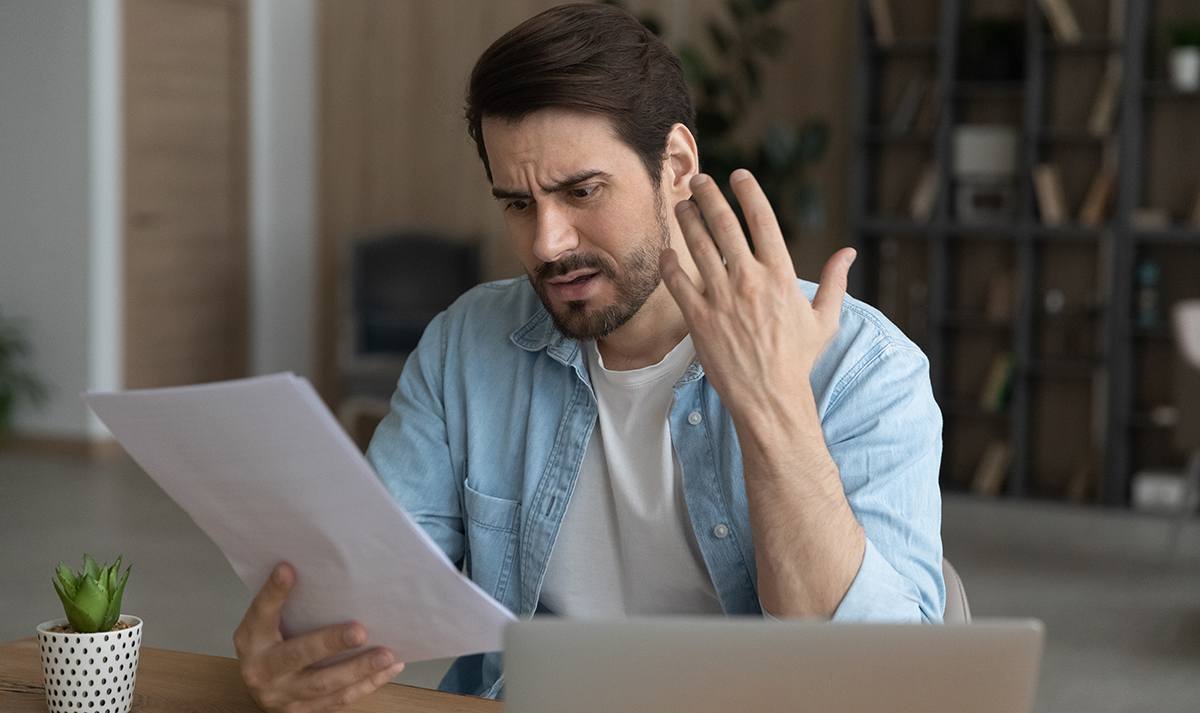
(465, 3, 696, 187)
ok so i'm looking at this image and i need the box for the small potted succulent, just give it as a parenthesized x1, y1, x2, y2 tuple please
(36, 555, 142, 713)
(1166, 21, 1200, 92)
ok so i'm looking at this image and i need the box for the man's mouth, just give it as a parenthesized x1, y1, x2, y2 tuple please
(547, 269, 601, 286)
(542, 269, 604, 301)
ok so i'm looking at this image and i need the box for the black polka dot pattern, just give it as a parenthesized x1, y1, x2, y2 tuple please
(37, 617, 142, 713)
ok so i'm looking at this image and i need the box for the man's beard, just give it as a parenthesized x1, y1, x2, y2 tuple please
(530, 197, 671, 342)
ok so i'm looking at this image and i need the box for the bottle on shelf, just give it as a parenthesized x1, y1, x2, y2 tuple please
(1136, 260, 1161, 328)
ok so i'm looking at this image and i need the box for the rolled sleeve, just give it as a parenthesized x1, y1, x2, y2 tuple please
(831, 538, 928, 622)
(810, 298, 946, 624)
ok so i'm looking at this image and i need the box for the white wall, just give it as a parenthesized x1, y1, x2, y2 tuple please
(87, 0, 124, 437)
(250, 0, 317, 380)
(0, 0, 318, 440)
(0, 0, 96, 437)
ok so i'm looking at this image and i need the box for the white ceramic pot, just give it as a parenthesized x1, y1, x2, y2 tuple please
(1169, 46, 1200, 92)
(36, 615, 143, 713)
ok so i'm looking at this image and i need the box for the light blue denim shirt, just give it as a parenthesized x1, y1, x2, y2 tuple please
(366, 276, 944, 699)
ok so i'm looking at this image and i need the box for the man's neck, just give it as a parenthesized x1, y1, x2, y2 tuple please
(595, 286, 689, 371)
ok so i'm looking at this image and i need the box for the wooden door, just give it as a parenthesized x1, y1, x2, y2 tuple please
(124, 0, 249, 389)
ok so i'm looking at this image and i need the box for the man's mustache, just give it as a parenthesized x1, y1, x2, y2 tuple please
(533, 254, 617, 283)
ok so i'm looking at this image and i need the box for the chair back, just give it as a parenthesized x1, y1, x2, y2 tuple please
(351, 233, 480, 356)
(943, 558, 972, 624)
(1173, 300, 1200, 452)
(339, 232, 480, 402)
(1174, 300, 1200, 369)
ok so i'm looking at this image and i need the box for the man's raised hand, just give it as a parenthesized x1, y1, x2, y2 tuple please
(233, 562, 405, 713)
(659, 169, 856, 431)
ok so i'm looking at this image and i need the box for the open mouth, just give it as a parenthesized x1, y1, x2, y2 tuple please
(544, 269, 603, 300)
(547, 269, 601, 286)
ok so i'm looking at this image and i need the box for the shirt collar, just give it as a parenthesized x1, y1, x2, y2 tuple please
(510, 305, 581, 369)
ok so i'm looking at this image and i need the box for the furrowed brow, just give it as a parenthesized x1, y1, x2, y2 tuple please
(542, 170, 608, 192)
(492, 186, 530, 201)
(491, 170, 609, 201)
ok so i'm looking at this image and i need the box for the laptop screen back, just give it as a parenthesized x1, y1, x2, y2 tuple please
(503, 618, 1043, 713)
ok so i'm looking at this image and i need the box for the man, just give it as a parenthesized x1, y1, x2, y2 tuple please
(234, 4, 943, 710)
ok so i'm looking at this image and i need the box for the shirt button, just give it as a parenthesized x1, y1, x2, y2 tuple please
(713, 524, 729, 539)
(688, 411, 703, 425)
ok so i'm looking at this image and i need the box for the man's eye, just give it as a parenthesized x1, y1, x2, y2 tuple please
(506, 199, 531, 212)
(570, 186, 597, 200)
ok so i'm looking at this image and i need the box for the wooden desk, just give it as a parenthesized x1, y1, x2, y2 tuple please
(0, 638, 500, 712)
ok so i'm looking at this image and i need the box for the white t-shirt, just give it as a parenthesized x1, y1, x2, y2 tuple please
(538, 335, 724, 617)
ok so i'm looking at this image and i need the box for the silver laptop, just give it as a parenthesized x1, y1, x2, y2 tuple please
(503, 618, 1043, 713)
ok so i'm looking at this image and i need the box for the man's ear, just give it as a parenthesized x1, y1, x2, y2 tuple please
(662, 123, 699, 198)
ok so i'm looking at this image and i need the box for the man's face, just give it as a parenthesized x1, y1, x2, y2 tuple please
(482, 110, 672, 341)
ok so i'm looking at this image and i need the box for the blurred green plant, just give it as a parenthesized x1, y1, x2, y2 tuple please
(0, 311, 48, 435)
(604, 0, 830, 237)
(1165, 21, 1200, 48)
(53, 554, 131, 634)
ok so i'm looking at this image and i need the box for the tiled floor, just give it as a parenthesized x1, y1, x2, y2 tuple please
(941, 494, 1200, 712)
(3, 451, 1199, 710)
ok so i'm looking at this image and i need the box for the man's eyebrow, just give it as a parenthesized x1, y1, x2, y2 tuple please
(491, 185, 530, 200)
(491, 170, 609, 200)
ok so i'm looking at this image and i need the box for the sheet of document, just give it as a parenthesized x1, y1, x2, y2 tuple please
(85, 373, 516, 663)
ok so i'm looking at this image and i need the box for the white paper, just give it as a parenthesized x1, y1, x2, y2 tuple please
(84, 373, 515, 663)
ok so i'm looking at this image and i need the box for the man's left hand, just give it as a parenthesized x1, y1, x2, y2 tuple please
(659, 169, 855, 432)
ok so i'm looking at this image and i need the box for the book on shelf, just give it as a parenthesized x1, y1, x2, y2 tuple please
(985, 271, 1016, 323)
(970, 440, 1012, 497)
(1087, 62, 1122, 137)
(1033, 163, 1069, 226)
(979, 351, 1016, 414)
(914, 81, 941, 132)
(1036, 0, 1082, 44)
(889, 76, 929, 136)
(1079, 166, 1117, 227)
(1036, 0, 1084, 44)
(1108, 0, 1126, 41)
(868, 0, 895, 47)
(909, 163, 939, 221)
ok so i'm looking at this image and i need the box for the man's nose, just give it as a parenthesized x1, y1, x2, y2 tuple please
(532, 202, 578, 264)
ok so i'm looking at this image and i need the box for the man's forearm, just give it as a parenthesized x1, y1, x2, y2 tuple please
(736, 384, 865, 619)
(659, 171, 866, 617)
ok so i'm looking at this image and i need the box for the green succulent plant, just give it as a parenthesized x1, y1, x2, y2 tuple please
(52, 554, 131, 633)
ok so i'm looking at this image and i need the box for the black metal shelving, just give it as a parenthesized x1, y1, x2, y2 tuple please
(849, 0, 1200, 506)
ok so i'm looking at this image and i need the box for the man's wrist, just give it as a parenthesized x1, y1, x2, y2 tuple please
(731, 382, 831, 483)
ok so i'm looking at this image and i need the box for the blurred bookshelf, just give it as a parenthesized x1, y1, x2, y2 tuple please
(849, 0, 1200, 506)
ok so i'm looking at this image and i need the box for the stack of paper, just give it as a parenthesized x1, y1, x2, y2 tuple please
(85, 373, 515, 663)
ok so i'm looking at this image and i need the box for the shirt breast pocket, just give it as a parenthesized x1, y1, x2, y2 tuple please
(462, 480, 522, 604)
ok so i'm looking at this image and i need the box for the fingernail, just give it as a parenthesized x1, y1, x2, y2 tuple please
(344, 628, 364, 647)
(731, 168, 750, 182)
(272, 565, 284, 585)
(373, 652, 391, 671)
(690, 174, 708, 187)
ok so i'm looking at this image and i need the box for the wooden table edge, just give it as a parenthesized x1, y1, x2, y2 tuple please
(1, 637, 500, 712)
